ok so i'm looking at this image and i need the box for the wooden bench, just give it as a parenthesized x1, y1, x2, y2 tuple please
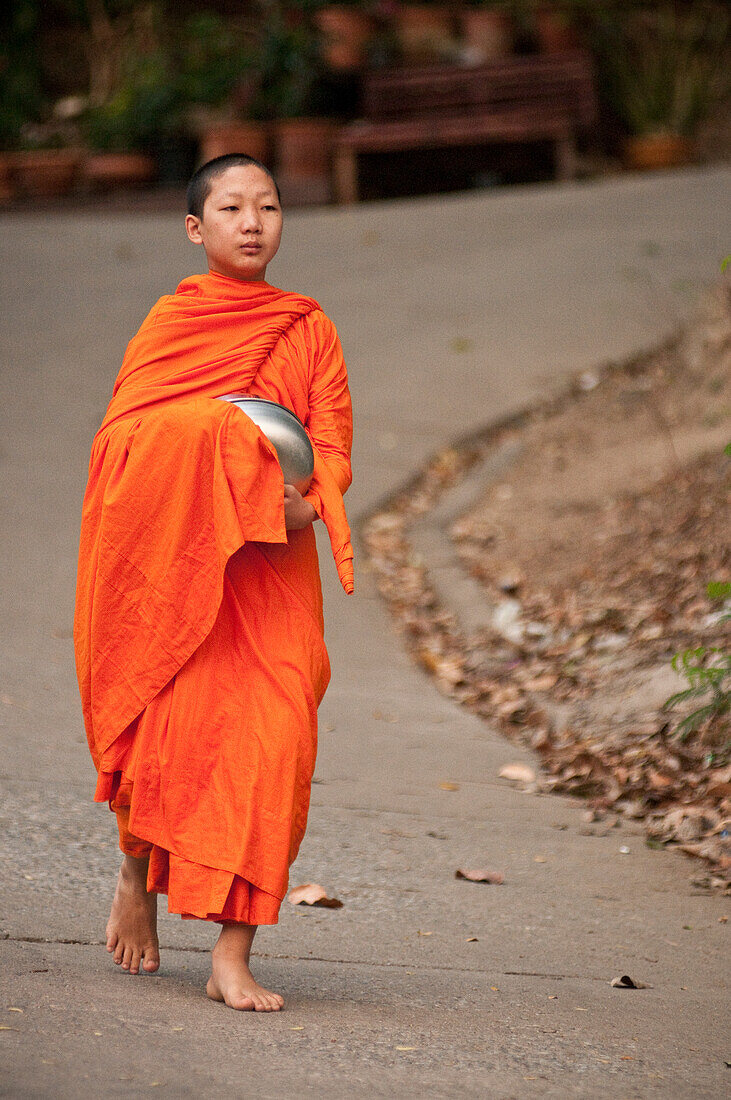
(334, 51, 598, 203)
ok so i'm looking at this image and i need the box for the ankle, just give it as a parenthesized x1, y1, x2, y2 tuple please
(120, 853, 150, 886)
(213, 922, 256, 962)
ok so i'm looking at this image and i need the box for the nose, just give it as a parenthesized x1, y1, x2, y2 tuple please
(239, 205, 262, 234)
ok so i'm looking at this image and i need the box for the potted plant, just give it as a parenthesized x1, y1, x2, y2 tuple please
(11, 123, 83, 199)
(591, 3, 729, 170)
(460, 2, 515, 63)
(82, 84, 159, 189)
(177, 11, 268, 166)
(78, 1, 203, 187)
(255, 4, 335, 196)
(0, 2, 76, 200)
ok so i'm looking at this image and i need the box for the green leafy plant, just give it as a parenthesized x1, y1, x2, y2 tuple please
(590, 2, 729, 138)
(665, 644, 731, 739)
(82, 46, 184, 152)
(251, 2, 323, 120)
(176, 11, 258, 112)
(664, 563, 731, 741)
(0, 1, 45, 150)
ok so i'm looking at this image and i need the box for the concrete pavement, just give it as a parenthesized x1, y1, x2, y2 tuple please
(1, 165, 729, 1097)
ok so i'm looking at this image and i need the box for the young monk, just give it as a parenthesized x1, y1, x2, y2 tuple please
(74, 154, 353, 1012)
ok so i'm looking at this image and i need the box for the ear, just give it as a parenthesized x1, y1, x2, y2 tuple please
(185, 214, 203, 244)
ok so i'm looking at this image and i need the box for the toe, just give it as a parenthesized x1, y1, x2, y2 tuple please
(113, 943, 124, 965)
(142, 951, 160, 973)
(121, 945, 133, 970)
(129, 949, 141, 975)
(106, 931, 118, 952)
(231, 995, 255, 1011)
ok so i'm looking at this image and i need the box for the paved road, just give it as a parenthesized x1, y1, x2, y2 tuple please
(1, 166, 729, 1097)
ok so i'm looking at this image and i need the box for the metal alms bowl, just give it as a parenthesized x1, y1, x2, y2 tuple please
(218, 394, 314, 496)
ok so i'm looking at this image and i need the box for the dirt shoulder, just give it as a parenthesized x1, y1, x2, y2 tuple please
(364, 282, 730, 887)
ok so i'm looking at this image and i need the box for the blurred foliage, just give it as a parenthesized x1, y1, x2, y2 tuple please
(251, 2, 324, 120)
(82, 56, 181, 151)
(81, 7, 260, 149)
(589, 2, 730, 137)
(176, 11, 257, 110)
(0, 2, 45, 149)
(2, 0, 730, 149)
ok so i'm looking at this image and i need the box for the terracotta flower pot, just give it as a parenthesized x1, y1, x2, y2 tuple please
(84, 152, 157, 190)
(198, 122, 269, 166)
(0, 155, 15, 203)
(12, 149, 81, 197)
(275, 118, 336, 179)
(395, 5, 454, 64)
(461, 9, 514, 62)
(622, 133, 695, 171)
(316, 6, 375, 71)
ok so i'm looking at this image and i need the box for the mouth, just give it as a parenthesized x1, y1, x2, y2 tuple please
(239, 242, 262, 252)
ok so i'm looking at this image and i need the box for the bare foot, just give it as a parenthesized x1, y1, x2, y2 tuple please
(106, 854, 160, 975)
(206, 923, 284, 1012)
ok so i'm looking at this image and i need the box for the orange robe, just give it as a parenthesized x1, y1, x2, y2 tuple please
(74, 271, 353, 924)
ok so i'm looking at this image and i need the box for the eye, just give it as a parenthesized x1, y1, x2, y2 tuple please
(222, 205, 238, 212)
(263, 204, 277, 211)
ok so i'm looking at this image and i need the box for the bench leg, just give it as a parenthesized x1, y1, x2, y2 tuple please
(555, 132, 577, 181)
(334, 147, 358, 205)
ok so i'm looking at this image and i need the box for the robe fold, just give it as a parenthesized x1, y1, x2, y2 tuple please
(74, 271, 353, 921)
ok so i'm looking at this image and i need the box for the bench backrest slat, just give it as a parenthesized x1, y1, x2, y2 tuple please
(362, 51, 597, 129)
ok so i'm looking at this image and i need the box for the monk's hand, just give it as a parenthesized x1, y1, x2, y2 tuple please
(283, 484, 317, 530)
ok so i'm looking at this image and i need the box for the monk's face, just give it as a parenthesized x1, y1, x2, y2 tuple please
(185, 165, 283, 281)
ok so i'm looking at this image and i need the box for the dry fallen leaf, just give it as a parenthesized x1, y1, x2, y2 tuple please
(395, 1046, 418, 1051)
(362, 303, 731, 890)
(523, 673, 558, 692)
(466, 936, 479, 942)
(287, 883, 343, 909)
(610, 974, 650, 989)
(417, 930, 433, 936)
(498, 763, 536, 784)
(439, 781, 460, 791)
(455, 868, 504, 885)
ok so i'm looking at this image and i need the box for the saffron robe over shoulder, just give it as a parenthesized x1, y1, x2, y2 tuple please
(74, 271, 353, 914)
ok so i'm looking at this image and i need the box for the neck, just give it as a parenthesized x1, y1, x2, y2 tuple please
(209, 266, 267, 283)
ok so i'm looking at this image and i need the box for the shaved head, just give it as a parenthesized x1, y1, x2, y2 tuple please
(187, 154, 281, 220)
